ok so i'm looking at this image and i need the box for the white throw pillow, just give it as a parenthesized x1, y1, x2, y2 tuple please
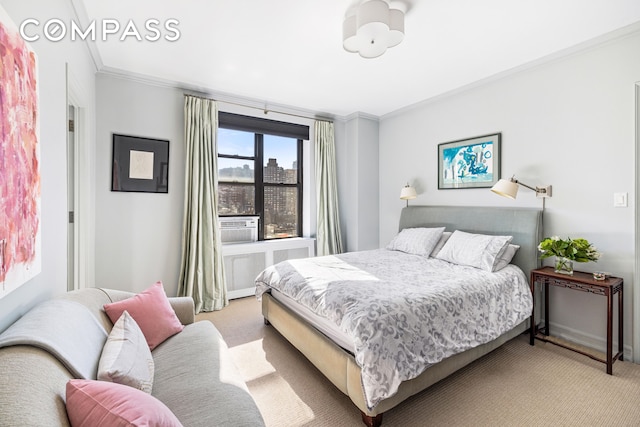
(98, 310, 155, 394)
(435, 230, 513, 271)
(386, 227, 446, 257)
(430, 231, 452, 258)
(492, 244, 520, 271)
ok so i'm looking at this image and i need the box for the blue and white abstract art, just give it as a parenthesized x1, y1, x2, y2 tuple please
(438, 133, 501, 189)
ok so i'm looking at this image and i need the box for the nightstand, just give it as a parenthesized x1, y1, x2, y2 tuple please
(529, 266, 623, 374)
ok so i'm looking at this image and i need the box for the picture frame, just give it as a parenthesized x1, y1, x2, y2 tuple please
(0, 3, 42, 298)
(111, 134, 169, 193)
(438, 133, 501, 189)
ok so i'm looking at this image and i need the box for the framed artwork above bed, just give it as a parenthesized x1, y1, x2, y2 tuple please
(438, 132, 501, 189)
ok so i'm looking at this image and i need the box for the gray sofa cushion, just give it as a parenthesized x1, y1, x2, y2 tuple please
(0, 346, 72, 427)
(152, 321, 265, 426)
(0, 288, 265, 427)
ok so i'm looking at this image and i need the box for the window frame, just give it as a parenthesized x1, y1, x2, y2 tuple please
(217, 113, 307, 241)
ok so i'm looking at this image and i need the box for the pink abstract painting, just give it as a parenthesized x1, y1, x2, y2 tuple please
(0, 5, 41, 299)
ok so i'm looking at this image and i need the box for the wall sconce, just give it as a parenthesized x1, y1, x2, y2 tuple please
(491, 175, 552, 199)
(400, 183, 417, 207)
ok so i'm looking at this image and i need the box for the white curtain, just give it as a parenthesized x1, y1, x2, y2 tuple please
(178, 95, 227, 312)
(314, 120, 344, 256)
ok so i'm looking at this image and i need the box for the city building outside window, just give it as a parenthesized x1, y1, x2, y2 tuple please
(217, 112, 307, 240)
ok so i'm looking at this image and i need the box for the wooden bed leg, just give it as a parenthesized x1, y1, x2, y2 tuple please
(361, 412, 383, 427)
(263, 317, 270, 326)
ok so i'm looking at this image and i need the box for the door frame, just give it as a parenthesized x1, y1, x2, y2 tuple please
(634, 81, 640, 363)
(66, 64, 93, 290)
(67, 103, 77, 291)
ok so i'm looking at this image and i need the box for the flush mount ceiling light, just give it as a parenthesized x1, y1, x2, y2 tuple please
(343, 0, 405, 59)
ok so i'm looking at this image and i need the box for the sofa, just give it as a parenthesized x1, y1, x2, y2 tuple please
(0, 287, 265, 426)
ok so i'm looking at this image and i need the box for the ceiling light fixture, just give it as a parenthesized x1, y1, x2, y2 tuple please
(343, 0, 405, 59)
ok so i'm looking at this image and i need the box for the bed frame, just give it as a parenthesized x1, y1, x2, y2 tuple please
(261, 206, 543, 426)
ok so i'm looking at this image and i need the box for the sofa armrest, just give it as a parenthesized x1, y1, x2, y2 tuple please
(168, 297, 195, 325)
(99, 288, 195, 325)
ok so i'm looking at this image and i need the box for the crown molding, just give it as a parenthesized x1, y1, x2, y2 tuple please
(69, 0, 103, 72)
(382, 21, 640, 121)
(343, 111, 380, 122)
(96, 66, 346, 123)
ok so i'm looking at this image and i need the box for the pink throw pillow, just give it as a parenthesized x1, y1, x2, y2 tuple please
(66, 379, 183, 427)
(104, 282, 184, 350)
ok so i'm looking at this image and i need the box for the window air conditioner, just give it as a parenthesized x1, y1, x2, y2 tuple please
(219, 216, 259, 244)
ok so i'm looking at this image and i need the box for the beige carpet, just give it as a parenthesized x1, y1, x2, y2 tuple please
(198, 297, 640, 427)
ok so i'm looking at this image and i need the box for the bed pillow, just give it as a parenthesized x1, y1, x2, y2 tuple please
(435, 230, 513, 271)
(98, 311, 154, 393)
(386, 227, 446, 256)
(492, 244, 520, 272)
(103, 281, 184, 351)
(66, 379, 183, 427)
(429, 231, 452, 258)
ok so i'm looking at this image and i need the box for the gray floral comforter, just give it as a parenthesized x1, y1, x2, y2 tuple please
(255, 249, 532, 410)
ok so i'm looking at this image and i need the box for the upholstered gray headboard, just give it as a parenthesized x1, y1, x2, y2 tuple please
(399, 206, 543, 278)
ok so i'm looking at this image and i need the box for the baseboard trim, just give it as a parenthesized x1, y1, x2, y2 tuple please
(543, 320, 633, 361)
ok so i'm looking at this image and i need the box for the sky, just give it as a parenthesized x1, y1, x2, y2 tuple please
(218, 128, 297, 170)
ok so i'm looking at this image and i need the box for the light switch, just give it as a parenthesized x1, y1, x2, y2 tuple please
(613, 192, 628, 207)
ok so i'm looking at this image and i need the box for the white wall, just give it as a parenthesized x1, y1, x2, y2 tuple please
(0, 0, 96, 332)
(95, 74, 185, 296)
(94, 74, 318, 296)
(379, 31, 640, 356)
(337, 114, 380, 252)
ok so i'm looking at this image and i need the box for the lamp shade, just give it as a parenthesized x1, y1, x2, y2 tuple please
(490, 179, 518, 199)
(342, 14, 359, 52)
(387, 8, 405, 47)
(400, 185, 417, 200)
(342, 0, 405, 59)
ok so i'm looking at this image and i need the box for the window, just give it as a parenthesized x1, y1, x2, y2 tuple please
(217, 112, 308, 240)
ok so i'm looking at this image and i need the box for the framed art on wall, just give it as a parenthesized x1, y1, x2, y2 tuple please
(111, 134, 170, 193)
(438, 133, 501, 189)
(0, 4, 41, 299)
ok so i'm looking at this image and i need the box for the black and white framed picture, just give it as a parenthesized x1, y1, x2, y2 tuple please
(111, 134, 169, 193)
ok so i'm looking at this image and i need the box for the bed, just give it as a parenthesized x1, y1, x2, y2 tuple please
(255, 206, 543, 426)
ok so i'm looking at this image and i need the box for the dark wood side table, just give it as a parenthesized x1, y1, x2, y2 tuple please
(530, 266, 623, 374)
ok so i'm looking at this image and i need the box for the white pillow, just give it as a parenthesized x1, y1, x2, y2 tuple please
(386, 227, 446, 256)
(435, 230, 513, 271)
(98, 310, 155, 394)
(492, 244, 520, 271)
(430, 231, 452, 257)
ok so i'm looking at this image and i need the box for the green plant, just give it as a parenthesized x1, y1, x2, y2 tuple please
(538, 236, 601, 262)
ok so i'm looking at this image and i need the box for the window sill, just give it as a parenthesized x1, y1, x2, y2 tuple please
(221, 237, 315, 254)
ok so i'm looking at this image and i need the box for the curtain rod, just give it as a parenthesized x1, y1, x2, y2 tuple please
(183, 93, 333, 123)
